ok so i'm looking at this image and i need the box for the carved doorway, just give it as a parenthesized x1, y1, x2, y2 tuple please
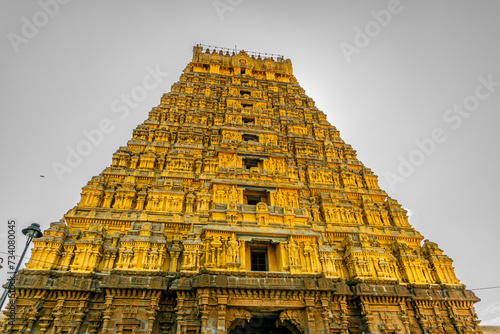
(228, 312, 301, 334)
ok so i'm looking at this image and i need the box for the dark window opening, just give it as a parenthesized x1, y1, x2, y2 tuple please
(242, 103, 253, 108)
(230, 315, 293, 333)
(242, 134, 259, 142)
(246, 195, 261, 205)
(243, 190, 268, 205)
(242, 117, 255, 124)
(241, 80, 248, 84)
(250, 247, 268, 271)
(240, 90, 251, 96)
(241, 68, 246, 75)
(244, 158, 260, 169)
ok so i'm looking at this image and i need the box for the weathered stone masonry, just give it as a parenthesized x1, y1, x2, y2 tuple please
(1, 45, 481, 334)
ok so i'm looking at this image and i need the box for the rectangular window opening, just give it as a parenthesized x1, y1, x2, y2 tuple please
(242, 117, 255, 124)
(243, 190, 268, 205)
(250, 247, 268, 271)
(242, 103, 253, 108)
(240, 90, 251, 96)
(242, 134, 259, 142)
(244, 158, 260, 169)
(246, 195, 261, 205)
(241, 68, 246, 75)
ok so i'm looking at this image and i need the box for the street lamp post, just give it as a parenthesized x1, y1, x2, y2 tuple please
(0, 223, 43, 310)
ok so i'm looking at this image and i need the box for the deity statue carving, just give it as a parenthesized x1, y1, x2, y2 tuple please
(287, 237, 300, 267)
(228, 185, 239, 203)
(226, 234, 239, 263)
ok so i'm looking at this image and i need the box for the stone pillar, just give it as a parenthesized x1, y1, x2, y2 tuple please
(197, 288, 211, 334)
(360, 299, 374, 334)
(320, 305, 331, 334)
(169, 246, 181, 271)
(217, 295, 228, 334)
(199, 305, 210, 334)
(26, 311, 38, 332)
(175, 293, 186, 334)
(147, 295, 160, 334)
(401, 315, 410, 334)
(305, 296, 318, 334)
(364, 314, 375, 334)
(400, 301, 410, 334)
(101, 294, 114, 334)
(340, 299, 349, 334)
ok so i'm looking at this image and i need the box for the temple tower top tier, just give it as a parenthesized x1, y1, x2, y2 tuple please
(191, 44, 294, 82)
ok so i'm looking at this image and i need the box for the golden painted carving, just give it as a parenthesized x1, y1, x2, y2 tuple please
(221, 130, 242, 141)
(219, 153, 241, 168)
(8, 45, 480, 334)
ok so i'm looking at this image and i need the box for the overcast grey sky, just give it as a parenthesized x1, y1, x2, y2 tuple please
(1, 0, 499, 325)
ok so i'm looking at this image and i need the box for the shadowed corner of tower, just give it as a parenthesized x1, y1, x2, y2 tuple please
(2, 44, 483, 334)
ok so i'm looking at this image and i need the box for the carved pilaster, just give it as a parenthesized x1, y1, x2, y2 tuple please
(101, 294, 114, 334)
(175, 293, 186, 334)
(305, 298, 318, 334)
(146, 294, 160, 334)
(197, 289, 210, 334)
(217, 294, 228, 334)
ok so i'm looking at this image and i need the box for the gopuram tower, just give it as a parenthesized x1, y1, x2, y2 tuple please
(3, 45, 481, 334)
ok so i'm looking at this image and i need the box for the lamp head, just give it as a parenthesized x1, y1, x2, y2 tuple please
(22, 223, 43, 239)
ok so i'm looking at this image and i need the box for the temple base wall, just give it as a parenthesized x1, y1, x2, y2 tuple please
(0, 271, 481, 334)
